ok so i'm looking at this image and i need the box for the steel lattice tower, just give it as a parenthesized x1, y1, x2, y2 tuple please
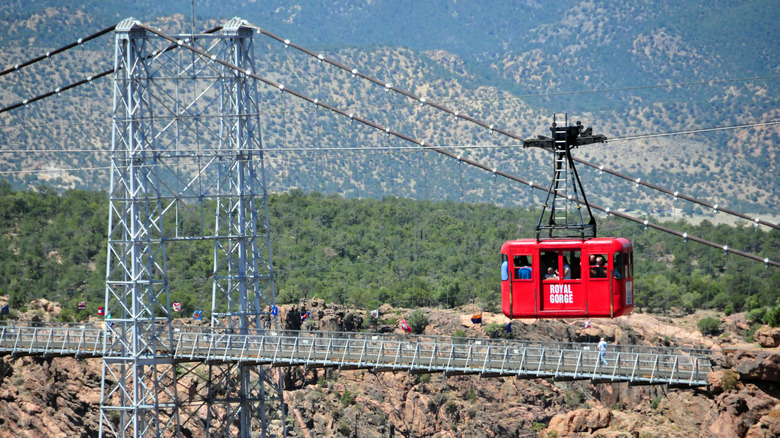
(100, 18, 285, 437)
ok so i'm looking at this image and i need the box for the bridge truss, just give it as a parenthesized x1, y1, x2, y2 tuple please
(103, 18, 283, 437)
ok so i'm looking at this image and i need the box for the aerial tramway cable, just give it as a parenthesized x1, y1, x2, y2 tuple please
(2, 23, 776, 270)
(747, 224, 759, 299)
(3, 24, 776, 235)
(136, 23, 779, 269)
(257, 29, 779, 232)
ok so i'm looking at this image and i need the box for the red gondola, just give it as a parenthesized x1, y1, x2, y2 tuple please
(500, 115, 634, 319)
(501, 237, 633, 319)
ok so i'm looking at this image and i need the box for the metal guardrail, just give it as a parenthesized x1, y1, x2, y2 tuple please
(0, 324, 105, 358)
(0, 324, 712, 387)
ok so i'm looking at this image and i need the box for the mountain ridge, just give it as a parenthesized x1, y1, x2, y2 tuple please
(0, 0, 777, 215)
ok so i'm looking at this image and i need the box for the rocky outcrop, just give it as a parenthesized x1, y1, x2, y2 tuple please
(708, 369, 741, 394)
(754, 326, 780, 348)
(1, 304, 780, 437)
(745, 404, 780, 438)
(703, 383, 779, 437)
(721, 349, 780, 383)
(287, 370, 564, 437)
(546, 408, 612, 435)
(0, 356, 103, 437)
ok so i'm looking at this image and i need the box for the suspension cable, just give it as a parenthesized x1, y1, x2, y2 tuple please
(257, 28, 778, 231)
(139, 23, 779, 269)
(4, 23, 775, 235)
(610, 120, 780, 141)
(257, 28, 525, 141)
(0, 25, 116, 78)
(0, 70, 113, 114)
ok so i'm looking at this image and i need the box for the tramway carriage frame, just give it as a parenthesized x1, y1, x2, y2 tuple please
(500, 115, 634, 319)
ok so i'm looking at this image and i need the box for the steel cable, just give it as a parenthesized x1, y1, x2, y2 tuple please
(0, 25, 116, 77)
(139, 23, 779, 268)
(257, 28, 778, 231)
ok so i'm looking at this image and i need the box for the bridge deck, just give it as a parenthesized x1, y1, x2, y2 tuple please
(0, 324, 712, 387)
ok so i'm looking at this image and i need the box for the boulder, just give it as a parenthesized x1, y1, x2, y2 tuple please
(746, 405, 780, 438)
(754, 326, 780, 348)
(546, 408, 612, 435)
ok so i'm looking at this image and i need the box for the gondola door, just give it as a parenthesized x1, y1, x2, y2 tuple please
(511, 252, 536, 317)
(539, 248, 585, 316)
(501, 242, 536, 318)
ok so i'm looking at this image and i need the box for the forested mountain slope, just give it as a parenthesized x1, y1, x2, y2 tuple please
(1, 184, 778, 325)
(0, 0, 777, 215)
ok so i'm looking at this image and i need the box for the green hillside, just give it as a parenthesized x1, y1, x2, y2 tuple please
(1, 184, 778, 326)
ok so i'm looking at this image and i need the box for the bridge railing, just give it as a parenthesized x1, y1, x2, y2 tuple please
(173, 330, 711, 386)
(0, 325, 104, 357)
(282, 329, 713, 357)
(0, 323, 712, 386)
(0, 322, 713, 357)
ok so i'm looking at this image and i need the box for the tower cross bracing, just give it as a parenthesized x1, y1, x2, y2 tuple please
(100, 17, 284, 437)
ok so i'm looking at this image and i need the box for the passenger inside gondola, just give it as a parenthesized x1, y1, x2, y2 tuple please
(561, 256, 571, 279)
(613, 253, 624, 279)
(590, 254, 607, 278)
(541, 252, 557, 280)
(570, 253, 581, 279)
(514, 255, 532, 279)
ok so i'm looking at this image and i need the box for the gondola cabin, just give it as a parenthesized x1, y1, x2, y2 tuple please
(501, 237, 633, 319)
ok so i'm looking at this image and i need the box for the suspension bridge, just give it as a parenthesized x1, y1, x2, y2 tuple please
(0, 322, 711, 386)
(0, 15, 776, 438)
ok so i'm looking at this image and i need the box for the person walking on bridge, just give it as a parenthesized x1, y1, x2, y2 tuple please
(597, 337, 608, 366)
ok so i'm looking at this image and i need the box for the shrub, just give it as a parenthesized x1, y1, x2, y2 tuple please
(408, 310, 429, 334)
(382, 317, 398, 327)
(444, 400, 459, 415)
(746, 295, 760, 311)
(763, 306, 780, 327)
(484, 323, 506, 339)
(721, 369, 739, 392)
(340, 389, 356, 406)
(743, 323, 761, 342)
(452, 329, 468, 343)
(651, 396, 663, 410)
(58, 307, 76, 322)
(697, 317, 720, 335)
(531, 422, 546, 432)
(748, 308, 767, 324)
(564, 389, 585, 407)
(337, 421, 351, 436)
